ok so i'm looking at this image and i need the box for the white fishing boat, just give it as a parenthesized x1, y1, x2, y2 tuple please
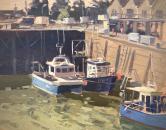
(32, 54, 83, 95)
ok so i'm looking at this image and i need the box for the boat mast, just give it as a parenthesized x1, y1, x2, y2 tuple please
(56, 30, 64, 55)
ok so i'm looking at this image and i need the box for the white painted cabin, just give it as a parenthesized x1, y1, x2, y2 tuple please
(86, 58, 111, 78)
(46, 56, 76, 78)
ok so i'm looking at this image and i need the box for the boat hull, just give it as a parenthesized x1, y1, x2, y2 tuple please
(83, 76, 116, 94)
(32, 75, 82, 95)
(120, 104, 166, 129)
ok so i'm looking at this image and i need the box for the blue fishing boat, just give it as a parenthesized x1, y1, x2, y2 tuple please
(120, 85, 166, 129)
(32, 54, 83, 96)
(83, 58, 116, 94)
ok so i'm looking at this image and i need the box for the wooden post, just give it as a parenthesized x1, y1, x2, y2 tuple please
(103, 40, 108, 60)
(115, 45, 121, 73)
(123, 48, 132, 74)
(11, 34, 16, 74)
(25, 33, 30, 73)
(128, 50, 136, 75)
(143, 53, 151, 84)
(89, 38, 93, 58)
(160, 22, 164, 40)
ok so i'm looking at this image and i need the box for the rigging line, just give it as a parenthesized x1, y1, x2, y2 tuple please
(57, 30, 60, 44)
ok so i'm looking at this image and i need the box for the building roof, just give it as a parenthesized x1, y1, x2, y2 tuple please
(0, 0, 32, 11)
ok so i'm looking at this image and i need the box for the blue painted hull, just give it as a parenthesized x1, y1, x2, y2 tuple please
(120, 104, 166, 129)
(32, 75, 82, 96)
(83, 76, 116, 93)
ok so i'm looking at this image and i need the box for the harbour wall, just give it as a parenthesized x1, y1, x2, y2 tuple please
(0, 30, 85, 74)
(85, 31, 166, 90)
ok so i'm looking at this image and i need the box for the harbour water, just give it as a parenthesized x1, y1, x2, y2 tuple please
(0, 85, 157, 130)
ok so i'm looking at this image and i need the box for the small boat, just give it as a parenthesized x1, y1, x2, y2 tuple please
(119, 80, 166, 129)
(83, 58, 117, 94)
(32, 55, 83, 96)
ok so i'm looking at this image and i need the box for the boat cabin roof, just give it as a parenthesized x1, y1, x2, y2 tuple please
(87, 58, 110, 66)
(127, 86, 162, 96)
(46, 55, 74, 67)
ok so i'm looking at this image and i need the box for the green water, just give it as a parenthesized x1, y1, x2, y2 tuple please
(0, 87, 157, 130)
(0, 75, 157, 130)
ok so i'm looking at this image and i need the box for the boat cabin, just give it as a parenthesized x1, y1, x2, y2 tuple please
(125, 86, 166, 113)
(46, 56, 76, 78)
(86, 58, 111, 78)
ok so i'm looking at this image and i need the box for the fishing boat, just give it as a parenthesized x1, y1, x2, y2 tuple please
(119, 79, 166, 129)
(32, 45, 83, 95)
(83, 58, 117, 94)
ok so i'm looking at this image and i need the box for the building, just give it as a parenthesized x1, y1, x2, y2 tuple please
(108, 0, 166, 19)
(0, 0, 32, 19)
(107, 0, 166, 42)
(107, 0, 128, 19)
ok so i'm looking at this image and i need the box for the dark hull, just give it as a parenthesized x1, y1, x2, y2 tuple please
(83, 76, 116, 94)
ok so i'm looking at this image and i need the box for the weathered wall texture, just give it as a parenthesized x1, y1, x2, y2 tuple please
(85, 31, 166, 91)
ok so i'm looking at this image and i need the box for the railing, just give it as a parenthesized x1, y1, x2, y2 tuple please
(124, 102, 166, 114)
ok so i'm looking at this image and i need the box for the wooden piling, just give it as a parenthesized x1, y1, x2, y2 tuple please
(11, 34, 16, 74)
(103, 40, 108, 60)
(115, 45, 121, 73)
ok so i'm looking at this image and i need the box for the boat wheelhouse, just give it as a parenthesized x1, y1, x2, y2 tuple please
(120, 86, 166, 129)
(83, 58, 116, 94)
(32, 55, 83, 95)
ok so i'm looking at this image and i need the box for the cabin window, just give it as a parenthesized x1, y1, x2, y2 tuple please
(93, 67, 96, 70)
(62, 68, 68, 73)
(51, 67, 54, 72)
(69, 68, 74, 72)
(56, 68, 61, 73)
(56, 58, 65, 62)
(97, 67, 101, 72)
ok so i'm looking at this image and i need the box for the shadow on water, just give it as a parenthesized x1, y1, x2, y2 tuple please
(120, 117, 158, 130)
(63, 92, 120, 108)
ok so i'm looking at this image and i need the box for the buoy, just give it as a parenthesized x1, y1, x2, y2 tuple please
(116, 70, 122, 80)
(83, 80, 88, 86)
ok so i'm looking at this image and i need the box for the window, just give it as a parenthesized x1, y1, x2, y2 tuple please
(111, 9, 117, 16)
(62, 68, 68, 73)
(51, 67, 54, 72)
(126, 9, 134, 18)
(142, 10, 147, 18)
(156, 10, 163, 18)
(56, 68, 61, 73)
(97, 67, 101, 72)
(69, 68, 74, 72)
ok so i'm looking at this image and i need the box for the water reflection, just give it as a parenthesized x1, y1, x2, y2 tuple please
(0, 88, 160, 130)
(120, 118, 157, 130)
